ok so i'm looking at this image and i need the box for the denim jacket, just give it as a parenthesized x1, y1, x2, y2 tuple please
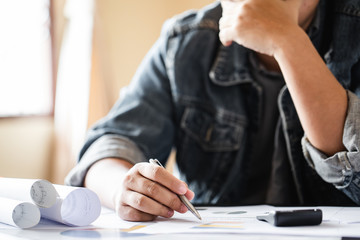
(66, 0, 360, 206)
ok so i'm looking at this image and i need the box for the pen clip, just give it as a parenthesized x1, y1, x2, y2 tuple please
(149, 158, 164, 168)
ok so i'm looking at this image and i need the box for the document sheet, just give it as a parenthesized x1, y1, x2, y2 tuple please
(1, 205, 360, 239)
(91, 205, 360, 237)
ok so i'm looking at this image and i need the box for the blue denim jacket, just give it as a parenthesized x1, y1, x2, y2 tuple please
(66, 0, 360, 206)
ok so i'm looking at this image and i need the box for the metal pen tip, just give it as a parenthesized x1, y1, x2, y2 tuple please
(195, 211, 202, 220)
(179, 195, 202, 220)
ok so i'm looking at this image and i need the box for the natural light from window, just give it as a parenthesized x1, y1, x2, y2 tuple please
(0, 0, 52, 117)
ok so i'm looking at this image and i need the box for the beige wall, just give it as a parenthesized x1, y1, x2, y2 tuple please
(92, 0, 215, 112)
(0, 0, 215, 182)
(0, 117, 54, 179)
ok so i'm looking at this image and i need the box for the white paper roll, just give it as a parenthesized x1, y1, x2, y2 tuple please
(0, 197, 40, 229)
(40, 185, 101, 227)
(0, 178, 57, 208)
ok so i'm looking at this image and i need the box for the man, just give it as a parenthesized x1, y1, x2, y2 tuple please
(66, 0, 360, 222)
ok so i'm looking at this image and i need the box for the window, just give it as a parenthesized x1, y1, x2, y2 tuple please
(0, 0, 53, 117)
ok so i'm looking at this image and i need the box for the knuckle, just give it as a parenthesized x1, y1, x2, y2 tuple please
(134, 195, 146, 208)
(123, 174, 135, 186)
(145, 181, 158, 196)
(127, 209, 142, 222)
(117, 202, 156, 222)
(124, 208, 156, 222)
(119, 207, 140, 221)
(150, 166, 162, 180)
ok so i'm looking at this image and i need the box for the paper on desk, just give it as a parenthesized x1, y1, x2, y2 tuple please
(121, 205, 360, 237)
(40, 185, 101, 227)
(0, 197, 40, 229)
(1, 205, 360, 238)
(0, 178, 57, 208)
(128, 205, 271, 234)
(323, 206, 360, 224)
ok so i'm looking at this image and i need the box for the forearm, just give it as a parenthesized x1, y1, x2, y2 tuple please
(274, 28, 347, 156)
(84, 158, 133, 209)
(218, 0, 348, 155)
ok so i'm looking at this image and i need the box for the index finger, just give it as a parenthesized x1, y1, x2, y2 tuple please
(136, 163, 188, 195)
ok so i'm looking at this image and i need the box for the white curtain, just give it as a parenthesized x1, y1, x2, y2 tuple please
(52, 0, 94, 184)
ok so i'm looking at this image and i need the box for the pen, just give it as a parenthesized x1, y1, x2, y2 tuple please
(149, 158, 202, 220)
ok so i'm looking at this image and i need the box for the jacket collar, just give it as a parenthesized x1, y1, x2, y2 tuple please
(209, 43, 254, 86)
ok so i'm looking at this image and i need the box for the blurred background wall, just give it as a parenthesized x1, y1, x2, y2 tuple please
(88, 0, 216, 124)
(0, 0, 214, 184)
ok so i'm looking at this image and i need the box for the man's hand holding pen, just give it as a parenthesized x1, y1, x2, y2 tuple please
(113, 160, 195, 222)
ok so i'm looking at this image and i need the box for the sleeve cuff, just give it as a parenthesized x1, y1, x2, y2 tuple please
(65, 134, 146, 187)
(302, 136, 352, 187)
(301, 90, 360, 188)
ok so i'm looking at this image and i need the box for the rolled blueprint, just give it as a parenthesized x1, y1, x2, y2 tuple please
(0, 197, 40, 229)
(0, 178, 57, 208)
(40, 185, 101, 227)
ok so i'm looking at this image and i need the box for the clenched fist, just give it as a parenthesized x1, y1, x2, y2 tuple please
(219, 0, 317, 56)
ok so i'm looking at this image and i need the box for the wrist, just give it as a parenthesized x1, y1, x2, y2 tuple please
(273, 26, 309, 60)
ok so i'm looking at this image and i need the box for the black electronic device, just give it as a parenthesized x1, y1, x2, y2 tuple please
(256, 209, 323, 227)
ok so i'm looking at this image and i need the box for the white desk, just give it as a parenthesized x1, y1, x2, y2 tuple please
(1, 205, 360, 240)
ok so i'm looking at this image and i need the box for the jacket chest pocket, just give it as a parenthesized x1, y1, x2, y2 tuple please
(180, 107, 247, 152)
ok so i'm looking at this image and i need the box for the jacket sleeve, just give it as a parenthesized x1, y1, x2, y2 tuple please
(302, 90, 360, 204)
(66, 24, 176, 187)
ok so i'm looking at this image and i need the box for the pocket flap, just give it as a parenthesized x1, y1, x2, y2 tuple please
(180, 107, 247, 151)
